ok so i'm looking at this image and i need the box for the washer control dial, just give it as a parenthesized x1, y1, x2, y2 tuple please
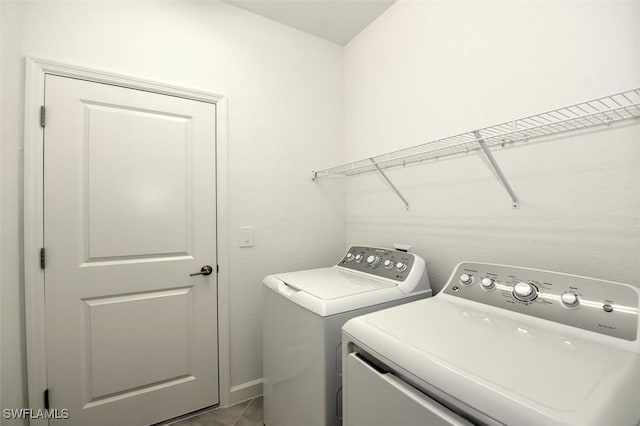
(459, 274, 473, 285)
(513, 281, 537, 302)
(480, 277, 495, 290)
(561, 292, 579, 307)
(338, 246, 416, 282)
(366, 255, 380, 267)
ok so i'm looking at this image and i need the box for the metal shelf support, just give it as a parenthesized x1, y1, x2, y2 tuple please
(473, 130, 520, 209)
(371, 159, 410, 210)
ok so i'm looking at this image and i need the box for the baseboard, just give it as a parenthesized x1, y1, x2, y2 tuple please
(228, 378, 263, 406)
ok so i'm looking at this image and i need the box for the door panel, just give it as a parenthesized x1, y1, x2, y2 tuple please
(83, 288, 193, 400)
(44, 74, 218, 425)
(83, 102, 193, 260)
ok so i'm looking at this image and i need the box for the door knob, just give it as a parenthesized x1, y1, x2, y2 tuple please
(190, 265, 214, 276)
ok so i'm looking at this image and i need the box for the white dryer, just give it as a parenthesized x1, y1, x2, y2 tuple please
(342, 262, 640, 426)
(262, 246, 431, 426)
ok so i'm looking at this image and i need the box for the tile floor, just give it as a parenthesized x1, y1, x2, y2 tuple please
(169, 397, 263, 426)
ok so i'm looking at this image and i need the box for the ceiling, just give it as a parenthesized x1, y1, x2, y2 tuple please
(223, 0, 396, 45)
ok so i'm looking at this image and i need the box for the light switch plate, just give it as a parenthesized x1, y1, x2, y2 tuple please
(240, 226, 254, 247)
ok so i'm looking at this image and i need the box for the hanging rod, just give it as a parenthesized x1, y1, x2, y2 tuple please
(312, 89, 640, 180)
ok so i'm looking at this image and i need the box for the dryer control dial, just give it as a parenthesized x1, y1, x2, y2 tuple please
(513, 281, 537, 302)
(459, 274, 473, 285)
(561, 292, 580, 307)
(443, 262, 640, 341)
(366, 255, 380, 266)
(395, 262, 407, 272)
(354, 254, 363, 263)
(480, 277, 495, 290)
(383, 259, 394, 269)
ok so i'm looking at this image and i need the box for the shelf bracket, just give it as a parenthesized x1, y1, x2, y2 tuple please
(473, 130, 520, 209)
(370, 158, 410, 210)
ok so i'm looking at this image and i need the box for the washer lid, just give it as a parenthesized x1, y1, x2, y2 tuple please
(264, 267, 427, 317)
(274, 267, 395, 300)
(343, 297, 640, 425)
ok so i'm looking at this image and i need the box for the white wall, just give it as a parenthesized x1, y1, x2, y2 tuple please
(344, 0, 640, 292)
(1, 0, 345, 415)
(3, 0, 639, 419)
(0, 0, 4, 416)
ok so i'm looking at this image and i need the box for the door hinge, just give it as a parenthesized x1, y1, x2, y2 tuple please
(40, 105, 46, 128)
(44, 389, 50, 410)
(40, 248, 46, 269)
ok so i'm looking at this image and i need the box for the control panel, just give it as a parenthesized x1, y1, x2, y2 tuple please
(338, 246, 416, 282)
(443, 262, 639, 341)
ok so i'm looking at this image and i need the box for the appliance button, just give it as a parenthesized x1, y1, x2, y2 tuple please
(395, 262, 407, 272)
(354, 254, 363, 263)
(513, 281, 537, 302)
(383, 259, 394, 269)
(560, 292, 579, 307)
(366, 255, 379, 266)
(346, 253, 355, 261)
(459, 274, 473, 285)
(603, 304, 614, 313)
(480, 278, 495, 290)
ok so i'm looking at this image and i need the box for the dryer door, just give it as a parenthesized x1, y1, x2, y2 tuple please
(344, 353, 473, 426)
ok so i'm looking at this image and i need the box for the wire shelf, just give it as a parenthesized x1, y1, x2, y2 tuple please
(312, 89, 640, 179)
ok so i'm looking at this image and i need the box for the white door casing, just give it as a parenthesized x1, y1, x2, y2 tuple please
(23, 58, 231, 426)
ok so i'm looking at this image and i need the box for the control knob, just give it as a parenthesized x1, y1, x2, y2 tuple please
(513, 281, 538, 302)
(459, 274, 473, 285)
(395, 262, 407, 272)
(480, 277, 495, 290)
(346, 253, 355, 261)
(354, 254, 363, 263)
(366, 255, 380, 267)
(561, 292, 579, 307)
(383, 259, 394, 269)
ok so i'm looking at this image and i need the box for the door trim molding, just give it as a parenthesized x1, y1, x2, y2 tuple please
(23, 57, 232, 423)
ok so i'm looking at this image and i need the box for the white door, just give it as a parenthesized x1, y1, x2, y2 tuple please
(43, 75, 218, 425)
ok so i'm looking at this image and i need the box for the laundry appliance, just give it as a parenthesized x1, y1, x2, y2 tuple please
(262, 246, 431, 426)
(342, 262, 640, 426)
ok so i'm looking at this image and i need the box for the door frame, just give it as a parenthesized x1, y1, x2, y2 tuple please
(23, 57, 232, 424)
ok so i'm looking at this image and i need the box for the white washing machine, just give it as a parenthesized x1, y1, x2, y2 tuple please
(343, 262, 640, 426)
(262, 246, 431, 426)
